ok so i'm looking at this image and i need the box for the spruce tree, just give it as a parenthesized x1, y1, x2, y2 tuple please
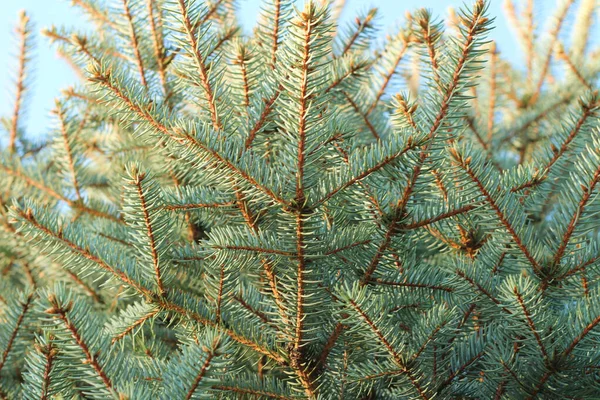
(1, 0, 599, 398)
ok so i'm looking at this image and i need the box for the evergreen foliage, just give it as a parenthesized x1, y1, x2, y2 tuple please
(1, 0, 600, 398)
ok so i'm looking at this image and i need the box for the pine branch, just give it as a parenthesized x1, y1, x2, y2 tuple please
(291, 6, 314, 374)
(366, 34, 410, 115)
(511, 95, 598, 193)
(400, 204, 477, 230)
(121, 0, 148, 87)
(53, 101, 82, 200)
(45, 294, 116, 394)
(0, 292, 34, 375)
(89, 66, 291, 207)
(212, 385, 293, 399)
(563, 314, 600, 358)
(343, 91, 381, 140)
(174, 0, 221, 129)
(361, 2, 491, 284)
(551, 164, 600, 267)
(270, 0, 282, 69)
(513, 286, 548, 361)
(450, 149, 543, 274)
(336, 8, 377, 58)
(147, 0, 169, 97)
(1, 164, 119, 222)
(245, 89, 280, 149)
(313, 138, 418, 207)
(455, 269, 512, 315)
(185, 337, 220, 400)
(38, 339, 58, 400)
(64, 270, 103, 304)
(128, 170, 166, 295)
(345, 296, 429, 400)
(530, 0, 575, 105)
(486, 42, 497, 142)
(13, 207, 149, 294)
(8, 11, 33, 153)
(369, 278, 454, 293)
(438, 350, 485, 392)
(71, 0, 117, 30)
(556, 43, 592, 89)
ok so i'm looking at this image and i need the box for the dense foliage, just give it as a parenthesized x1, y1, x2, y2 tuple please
(1, 0, 600, 398)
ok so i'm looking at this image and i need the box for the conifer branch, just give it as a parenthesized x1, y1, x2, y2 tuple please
(235, 47, 251, 108)
(291, 8, 314, 371)
(529, 0, 575, 106)
(245, 89, 280, 149)
(499, 95, 573, 145)
(337, 9, 376, 57)
(90, 69, 291, 207)
(412, 321, 447, 361)
(193, 0, 226, 34)
(366, 36, 410, 115)
(346, 297, 429, 399)
(42, 29, 102, 64)
(185, 337, 220, 400)
(563, 314, 600, 358)
(400, 204, 477, 230)
(1, 165, 120, 223)
(552, 164, 600, 267)
(13, 175, 282, 365)
(451, 151, 543, 274)
(414, 10, 441, 88)
(164, 201, 235, 210)
(465, 116, 489, 151)
(455, 269, 512, 315)
(438, 351, 485, 392)
(0, 293, 34, 375)
(45, 295, 115, 394)
(212, 385, 293, 399)
(318, 322, 346, 368)
(215, 264, 225, 324)
(147, 0, 169, 97)
(325, 60, 368, 93)
(487, 42, 497, 142)
(557, 255, 599, 280)
(511, 96, 598, 193)
(71, 0, 117, 30)
(343, 91, 381, 140)
(112, 308, 159, 344)
(3, 0, 600, 397)
(313, 140, 417, 207)
(215, 245, 294, 257)
(122, 0, 148, 87)
(65, 270, 103, 304)
(503, 0, 534, 82)
(370, 278, 454, 293)
(8, 11, 32, 153)
(556, 44, 592, 89)
(232, 188, 291, 332)
(362, 3, 490, 283)
(270, 0, 282, 69)
(206, 27, 239, 60)
(37, 339, 58, 400)
(14, 208, 149, 295)
(54, 101, 82, 200)
(130, 172, 166, 295)
(513, 286, 548, 360)
(233, 295, 271, 325)
(175, 0, 221, 129)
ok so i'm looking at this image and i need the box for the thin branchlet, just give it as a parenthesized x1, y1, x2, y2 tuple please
(8, 11, 32, 153)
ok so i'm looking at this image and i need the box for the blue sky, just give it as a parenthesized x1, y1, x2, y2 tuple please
(0, 0, 527, 138)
